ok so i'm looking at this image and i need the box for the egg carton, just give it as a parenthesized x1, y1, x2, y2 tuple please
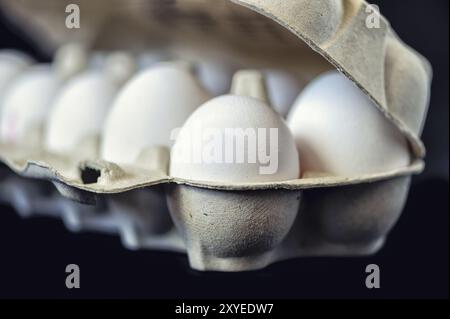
(0, 0, 431, 271)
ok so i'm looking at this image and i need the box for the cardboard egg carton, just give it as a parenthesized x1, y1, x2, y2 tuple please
(0, 0, 431, 271)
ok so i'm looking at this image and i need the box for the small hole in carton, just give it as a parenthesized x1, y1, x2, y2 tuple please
(81, 167, 101, 184)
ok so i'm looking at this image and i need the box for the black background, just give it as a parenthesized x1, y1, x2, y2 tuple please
(0, 0, 448, 299)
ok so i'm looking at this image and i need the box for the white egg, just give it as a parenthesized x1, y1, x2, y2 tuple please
(101, 63, 210, 164)
(265, 70, 303, 117)
(0, 50, 33, 102)
(44, 71, 118, 155)
(167, 72, 301, 271)
(100, 62, 198, 245)
(170, 94, 300, 183)
(0, 65, 61, 145)
(287, 71, 410, 176)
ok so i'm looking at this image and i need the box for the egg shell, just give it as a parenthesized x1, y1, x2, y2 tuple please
(287, 71, 411, 177)
(170, 95, 300, 183)
(0, 65, 60, 146)
(44, 68, 125, 238)
(0, 50, 33, 102)
(166, 70, 302, 271)
(43, 53, 133, 237)
(44, 71, 117, 155)
(101, 63, 210, 164)
(44, 59, 134, 235)
(100, 63, 209, 249)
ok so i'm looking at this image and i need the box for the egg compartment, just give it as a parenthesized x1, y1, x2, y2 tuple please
(0, 0, 431, 271)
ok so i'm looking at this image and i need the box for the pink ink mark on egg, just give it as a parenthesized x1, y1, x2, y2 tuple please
(4, 112, 18, 143)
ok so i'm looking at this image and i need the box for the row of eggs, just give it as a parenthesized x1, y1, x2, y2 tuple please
(0, 44, 410, 186)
